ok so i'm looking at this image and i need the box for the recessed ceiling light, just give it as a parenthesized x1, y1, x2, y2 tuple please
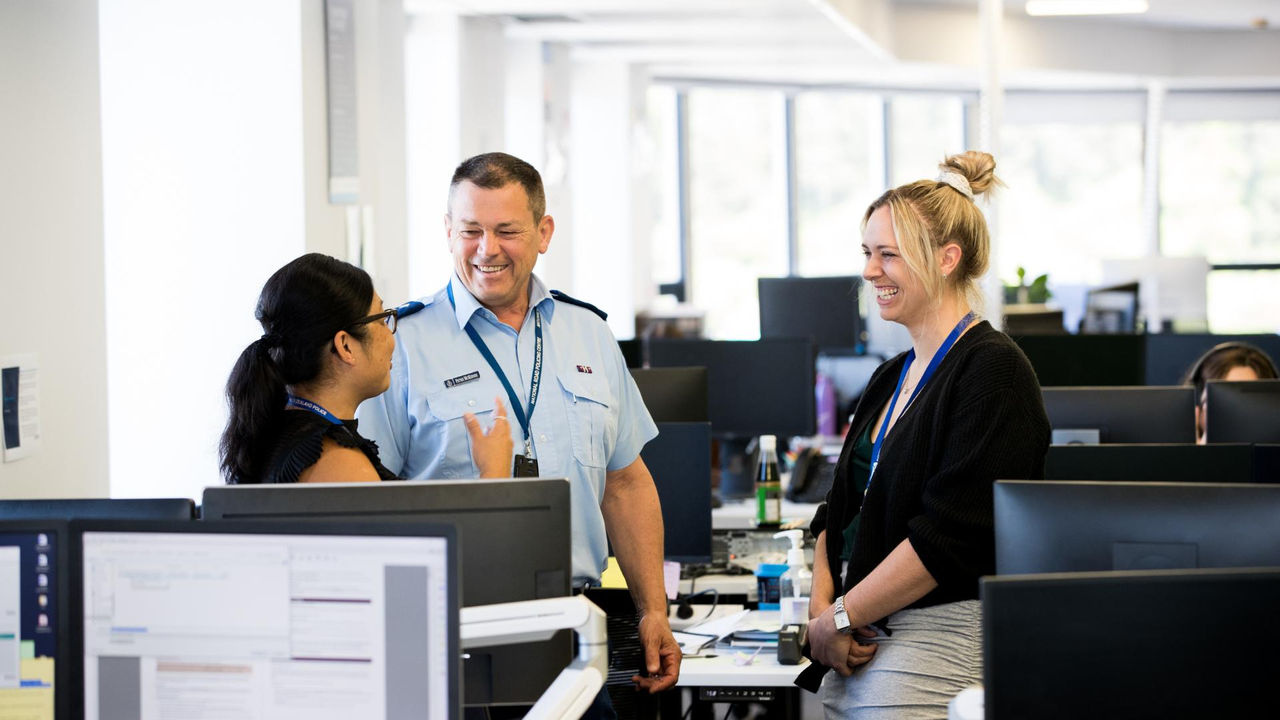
(1026, 1, 1150, 16)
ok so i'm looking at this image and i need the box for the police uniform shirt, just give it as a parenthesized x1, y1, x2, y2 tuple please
(356, 272, 659, 582)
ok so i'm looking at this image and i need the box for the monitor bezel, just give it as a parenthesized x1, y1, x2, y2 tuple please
(68, 518, 461, 720)
(0, 518, 71, 720)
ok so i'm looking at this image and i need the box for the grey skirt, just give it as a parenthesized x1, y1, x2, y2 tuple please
(820, 599, 982, 720)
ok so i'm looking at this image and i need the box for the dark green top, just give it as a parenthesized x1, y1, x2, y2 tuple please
(840, 420, 874, 561)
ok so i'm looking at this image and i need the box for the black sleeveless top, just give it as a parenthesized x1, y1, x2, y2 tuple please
(253, 410, 398, 484)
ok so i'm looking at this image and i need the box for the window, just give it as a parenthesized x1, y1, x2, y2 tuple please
(687, 87, 789, 339)
(794, 92, 883, 277)
(998, 121, 1145, 286)
(645, 85, 683, 291)
(889, 94, 967, 187)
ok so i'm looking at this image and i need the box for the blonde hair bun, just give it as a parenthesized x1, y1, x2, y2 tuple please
(939, 151, 1003, 199)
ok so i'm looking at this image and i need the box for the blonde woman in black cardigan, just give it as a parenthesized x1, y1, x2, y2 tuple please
(801, 152, 1050, 719)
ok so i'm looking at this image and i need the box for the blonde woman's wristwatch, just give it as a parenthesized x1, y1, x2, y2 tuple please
(833, 596, 854, 634)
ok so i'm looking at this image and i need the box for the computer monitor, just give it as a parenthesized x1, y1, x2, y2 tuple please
(199, 479, 571, 706)
(1205, 379, 1280, 444)
(629, 367, 709, 423)
(1012, 334, 1146, 386)
(1143, 333, 1280, 386)
(994, 480, 1280, 574)
(647, 339, 816, 438)
(1041, 386, 1195, 444)
(1081, 281, 1139, 334)
(983, 568, 1280, 719)
(617, 338, 643, 369)
(72, 519, 459, 720)
(757, 276, 862, 353)
(640, 422, 713, 564)
(1044, 443, 1256, 484)
(0, 519, 69, 720)
(0, 498, 195, 521)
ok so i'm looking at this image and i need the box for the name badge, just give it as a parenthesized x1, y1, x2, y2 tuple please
(513, 455, 540, 478)
(444, 371, 481, 389)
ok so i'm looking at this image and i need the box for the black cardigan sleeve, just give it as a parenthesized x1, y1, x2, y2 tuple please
(905, 345, 1049, 594)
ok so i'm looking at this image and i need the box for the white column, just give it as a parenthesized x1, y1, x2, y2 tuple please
(100, 0, 306, 499)
(979, 0, 1005, 321)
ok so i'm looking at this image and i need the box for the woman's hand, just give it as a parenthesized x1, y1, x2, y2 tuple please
(809, 603, 879, 677)
(463, 397, 515, 478)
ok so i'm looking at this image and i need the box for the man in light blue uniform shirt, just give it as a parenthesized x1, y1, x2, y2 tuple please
(357, 152, 681, 696)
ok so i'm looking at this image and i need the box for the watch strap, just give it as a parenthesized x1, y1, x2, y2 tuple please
(833, 596, 853, 634)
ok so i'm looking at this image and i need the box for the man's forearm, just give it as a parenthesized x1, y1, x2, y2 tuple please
(601, 460, 668, 616)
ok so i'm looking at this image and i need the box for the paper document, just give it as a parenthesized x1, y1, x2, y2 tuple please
(683, 609, 750, 641)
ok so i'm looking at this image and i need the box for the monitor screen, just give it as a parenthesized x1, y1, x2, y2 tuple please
(629, 367, 709, 423)
(1012, 334, 1145, 386)
(74, 520, 459, 720)
(1044, 443, 1255, 484)
(983, 568, 1280, 719)
(0, 520, 67, 720)
(1205, 379, 1280, 444)
(757, 276, 861, 353)
(640, 422, 713, 564)
(199, 478, 571, 706)
(647, 339, 816, 438)
(0, 499, 195, 521)
(1041, 386, 1195, 444)
(1081, 281, 1139, 334)
(994, 480, 1280, 574)
(617, 339, 643, 369)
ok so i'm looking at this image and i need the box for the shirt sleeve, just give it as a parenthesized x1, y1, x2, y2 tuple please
(604, 334, 658, 473)
(906, 353, 1050, 592)
(355, 333, 413, 476)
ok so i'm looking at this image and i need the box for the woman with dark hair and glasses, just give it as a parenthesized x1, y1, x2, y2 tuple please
(220, 253, 512, 484)
(1182, 341, 1279, 444)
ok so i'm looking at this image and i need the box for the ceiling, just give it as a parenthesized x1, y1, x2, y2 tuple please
(405, 0, 1279, 86)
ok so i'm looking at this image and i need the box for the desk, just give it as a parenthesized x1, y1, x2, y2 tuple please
(666, 609, 808, 720)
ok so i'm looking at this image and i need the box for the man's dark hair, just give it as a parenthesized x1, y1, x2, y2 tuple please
(449, 152, 546, 221)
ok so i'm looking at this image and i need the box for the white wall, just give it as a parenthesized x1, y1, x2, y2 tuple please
(0, 0, 110, 499)
(100, 0, 307, 501)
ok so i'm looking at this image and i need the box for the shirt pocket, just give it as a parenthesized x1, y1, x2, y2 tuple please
(558, 372, 616, 469)
(424, 386, 499, 477)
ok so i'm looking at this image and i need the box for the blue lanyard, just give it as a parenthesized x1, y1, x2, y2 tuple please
(868, 312, 976, 484)
(447, 283, 543, 458)
(286, 395, 344, 425)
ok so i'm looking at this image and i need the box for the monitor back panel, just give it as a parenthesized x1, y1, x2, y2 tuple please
(0, 499, 195, 521)
(994, 480, 1280, 574)
(1043, 443, 1254, 483)
(1205, 379, 1280, 444)
(640, 422, 713, 564)
(0, 520, 69, 720)
(647, 339, 816, 438)
(757, 276, 861, 352)
(629, 367, 709, 423)
(1013, 334, 1145, 386)
(1042, 386, 1195, 443)
(983, 568, 1280, 719)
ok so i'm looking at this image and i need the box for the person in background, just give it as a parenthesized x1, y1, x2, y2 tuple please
(356, 152, 681, 702)
(801, 152, 1051, 719)
(1182, 341, 1279, 444)
(219, 252, 511, 484)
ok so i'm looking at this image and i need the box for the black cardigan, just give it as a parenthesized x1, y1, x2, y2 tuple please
(811, 321, 1050, 608)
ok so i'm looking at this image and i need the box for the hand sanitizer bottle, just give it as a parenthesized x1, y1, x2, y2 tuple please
(773, 529, 812, 625)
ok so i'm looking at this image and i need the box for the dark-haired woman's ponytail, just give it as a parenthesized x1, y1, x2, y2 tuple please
(218, 337, 288, 483)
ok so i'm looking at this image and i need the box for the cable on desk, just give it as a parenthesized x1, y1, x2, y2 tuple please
(676, 588, 719, 623)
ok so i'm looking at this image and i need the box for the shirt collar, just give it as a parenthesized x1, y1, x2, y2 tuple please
(448, 272, 556, 330)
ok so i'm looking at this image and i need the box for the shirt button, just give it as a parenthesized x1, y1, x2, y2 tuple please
(468, 399, 476, 407)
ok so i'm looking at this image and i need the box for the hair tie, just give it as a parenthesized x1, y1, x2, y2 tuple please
(258, 333, 282, 348)
(937, 170, 974, 201)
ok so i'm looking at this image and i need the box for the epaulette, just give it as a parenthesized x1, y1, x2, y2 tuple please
(550, 290, 608, 322)
(394, 300, 427, 320)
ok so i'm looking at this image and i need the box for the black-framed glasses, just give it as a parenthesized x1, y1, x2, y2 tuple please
(349, 302, 414, 335)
